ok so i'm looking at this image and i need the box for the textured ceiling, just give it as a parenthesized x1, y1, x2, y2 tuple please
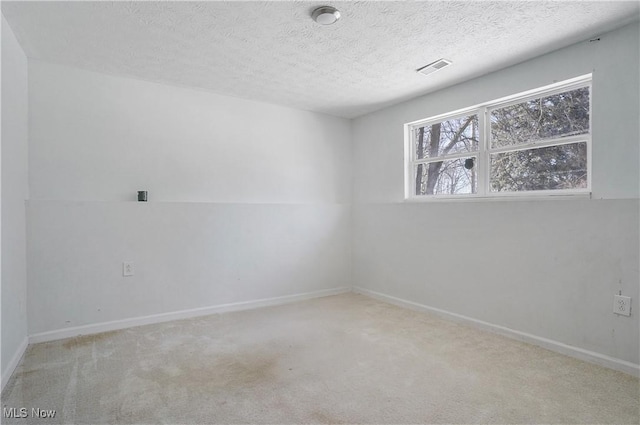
(2, 1, 639, 118)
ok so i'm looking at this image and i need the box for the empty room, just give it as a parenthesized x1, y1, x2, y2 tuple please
(1, 1, 639, 423)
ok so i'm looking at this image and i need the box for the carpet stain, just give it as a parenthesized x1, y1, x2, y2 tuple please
(135, 351, 279, 391)
(311, 411, 344, 424)
(62, 330, 121, 349)
(213, 353, 278, 387)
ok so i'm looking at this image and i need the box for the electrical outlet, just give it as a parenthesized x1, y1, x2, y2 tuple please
(613, 295, 631, 316)
(123, 262, 134, 277)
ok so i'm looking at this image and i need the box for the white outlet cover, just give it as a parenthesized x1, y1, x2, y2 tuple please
(613, 295, 631, 316)
(123, 262, 134, 277)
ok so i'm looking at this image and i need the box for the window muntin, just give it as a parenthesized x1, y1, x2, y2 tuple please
(406, 76, 591, 199)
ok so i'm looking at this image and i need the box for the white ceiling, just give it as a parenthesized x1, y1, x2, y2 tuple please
(2, 1, 639, 118)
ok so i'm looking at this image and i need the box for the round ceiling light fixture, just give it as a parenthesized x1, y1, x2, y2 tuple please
(312, 6, 341, 25)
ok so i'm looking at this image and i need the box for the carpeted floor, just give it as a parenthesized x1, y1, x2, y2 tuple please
(2, 293, 639, 424)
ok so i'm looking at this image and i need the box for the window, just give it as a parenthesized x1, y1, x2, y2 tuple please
(405, 75, 591, 199)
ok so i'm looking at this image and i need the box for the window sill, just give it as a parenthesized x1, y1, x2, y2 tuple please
(403, 191, 592, 203)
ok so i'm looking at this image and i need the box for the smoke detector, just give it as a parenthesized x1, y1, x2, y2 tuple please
(312, 6, 341, 25)
(417, 59, 452, 76)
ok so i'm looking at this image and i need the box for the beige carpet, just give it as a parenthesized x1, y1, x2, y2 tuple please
(2, 293, 639, 424)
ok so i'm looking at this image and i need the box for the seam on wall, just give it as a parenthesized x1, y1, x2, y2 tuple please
(1, 336, 29, 393)
(28, 287, 351, 344)
(348, 119, 356, 297)
(349, 203, 355, 303)
(352, 286, 640, 377)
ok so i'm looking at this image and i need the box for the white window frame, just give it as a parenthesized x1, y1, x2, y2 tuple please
(404, 74, 592, 201)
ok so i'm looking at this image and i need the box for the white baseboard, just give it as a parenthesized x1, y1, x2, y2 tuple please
(29, 287, 350, 344)
(353, 286, 640, 377)
(1, 336, 29, 392)
(17, 285, 640, 382)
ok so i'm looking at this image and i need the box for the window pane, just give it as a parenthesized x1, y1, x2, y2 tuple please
(490, 142, 587, 192)
(415, 114, 479, 159)
(490, 87, 590, 148)
(415, 157, 478, 195)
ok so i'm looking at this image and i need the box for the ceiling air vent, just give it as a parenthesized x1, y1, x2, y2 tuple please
(417, 59, 452, 76)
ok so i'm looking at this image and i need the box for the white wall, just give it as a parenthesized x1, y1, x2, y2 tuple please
(352, 23, 640, 365)
(1, 15, 29, 384)
(29, 61, 351, 204)
(27, 61, 351, 335)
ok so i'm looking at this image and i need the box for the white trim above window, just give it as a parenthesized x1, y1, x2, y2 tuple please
(404, 74, 592, 200)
